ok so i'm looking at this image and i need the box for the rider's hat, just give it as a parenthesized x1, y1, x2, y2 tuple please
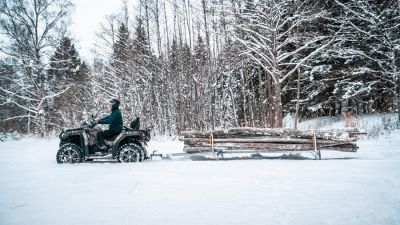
(109, 98, 120, 109)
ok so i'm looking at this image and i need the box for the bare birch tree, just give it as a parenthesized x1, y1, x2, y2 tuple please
(0, 0, 72, 135)
(232, 0, 336, 127)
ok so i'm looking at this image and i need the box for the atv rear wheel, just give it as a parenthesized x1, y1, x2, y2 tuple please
(117, 143, 142, 163)
(56, 143, 83, 164)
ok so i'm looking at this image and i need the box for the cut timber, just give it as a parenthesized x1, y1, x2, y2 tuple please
(181, 127, 364, 155)
(184, 137, 355, 145)
(181, 127, 363, 140)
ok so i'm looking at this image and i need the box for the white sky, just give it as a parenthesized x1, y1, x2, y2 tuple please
(69, 0, 200, 62)
(70, 0, 128, 61)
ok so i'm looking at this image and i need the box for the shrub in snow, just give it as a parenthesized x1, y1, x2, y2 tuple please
(0, 131, 23, 142)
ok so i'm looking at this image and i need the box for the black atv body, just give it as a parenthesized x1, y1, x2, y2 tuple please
(56, 120, 151, 163)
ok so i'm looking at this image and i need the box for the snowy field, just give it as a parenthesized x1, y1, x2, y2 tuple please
(1, 115, 400, 225)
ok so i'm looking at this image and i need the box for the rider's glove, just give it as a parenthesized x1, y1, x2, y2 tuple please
(90, 121, 98, 128)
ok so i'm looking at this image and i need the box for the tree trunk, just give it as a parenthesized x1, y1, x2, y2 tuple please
(241, 65, 247, 126)
(274, 82, 283, 128)
(228, 79, 238, 127)
(145, 0, 151, 50)
(27, 116, 31, 133)
(257, 68, 265, 126)
(396, 85, 400, 127)
(163, 0, 170, 55)
(398, 95, 400, 128)
(265, 75, 272, 127)
(294, 68, 301, 130)
(40, 114, 46, 137)
(154, 0, 162, 56)
(393, 57, 400, 127)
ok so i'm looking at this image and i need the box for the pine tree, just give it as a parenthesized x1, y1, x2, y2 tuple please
(113, 23, 130, 77)
(48, 37, 81, 92)
(47, 37, 87, 129)
(112, 22, 131, 112)
(295, 0, 400, 119)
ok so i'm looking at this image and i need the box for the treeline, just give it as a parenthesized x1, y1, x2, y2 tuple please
(1, 0, 400, 135)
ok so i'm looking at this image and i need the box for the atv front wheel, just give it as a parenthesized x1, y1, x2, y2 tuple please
(56, 143, 83, 164)
(117, 143, 142, 163)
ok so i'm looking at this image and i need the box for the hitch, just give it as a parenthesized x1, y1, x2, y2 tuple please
(150, 150, 170, 160)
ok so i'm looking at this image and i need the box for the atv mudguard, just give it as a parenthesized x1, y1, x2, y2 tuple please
(111, 130, 147, 157)
(59, 130, 90, 157)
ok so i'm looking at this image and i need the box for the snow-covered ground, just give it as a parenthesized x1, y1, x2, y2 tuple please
(1, 115, 400, 225)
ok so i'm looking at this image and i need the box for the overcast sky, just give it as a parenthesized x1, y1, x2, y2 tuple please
(70, 0, 129, 61)
(68, 0, 190, 62)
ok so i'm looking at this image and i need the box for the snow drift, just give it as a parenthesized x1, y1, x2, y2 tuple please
(0, 114, 399, 225)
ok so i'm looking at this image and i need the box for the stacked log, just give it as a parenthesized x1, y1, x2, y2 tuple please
(181, 127, 365, 154)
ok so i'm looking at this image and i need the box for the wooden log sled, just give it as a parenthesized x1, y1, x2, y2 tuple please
(181, 127, 365, 157)
(181, 127, 363, 140)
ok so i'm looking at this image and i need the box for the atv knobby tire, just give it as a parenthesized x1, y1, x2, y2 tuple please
(56, 143, 83, 164)
(117, 143, 143, 163)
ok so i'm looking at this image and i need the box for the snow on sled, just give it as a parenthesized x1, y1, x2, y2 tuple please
(180, 127, 366, 160)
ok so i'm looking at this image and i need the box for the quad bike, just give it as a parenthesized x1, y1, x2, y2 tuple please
(56, 118, 151, 164)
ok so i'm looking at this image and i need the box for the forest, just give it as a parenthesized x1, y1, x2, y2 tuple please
(1, 0, 400, 135)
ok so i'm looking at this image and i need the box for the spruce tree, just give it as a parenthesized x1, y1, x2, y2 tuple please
(47, 37, 87, 129)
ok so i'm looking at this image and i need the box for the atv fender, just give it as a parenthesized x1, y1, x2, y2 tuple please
(112, 135, 143, 157)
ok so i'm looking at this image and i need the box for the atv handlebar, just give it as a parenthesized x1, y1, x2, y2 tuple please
(89, 121, 98, 128)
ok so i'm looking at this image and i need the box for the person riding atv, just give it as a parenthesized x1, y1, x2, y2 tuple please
(97, 98, 123, 152)
(56, 98, 151, 163)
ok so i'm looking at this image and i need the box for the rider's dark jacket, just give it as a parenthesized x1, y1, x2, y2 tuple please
(98, 108, 123, 133)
